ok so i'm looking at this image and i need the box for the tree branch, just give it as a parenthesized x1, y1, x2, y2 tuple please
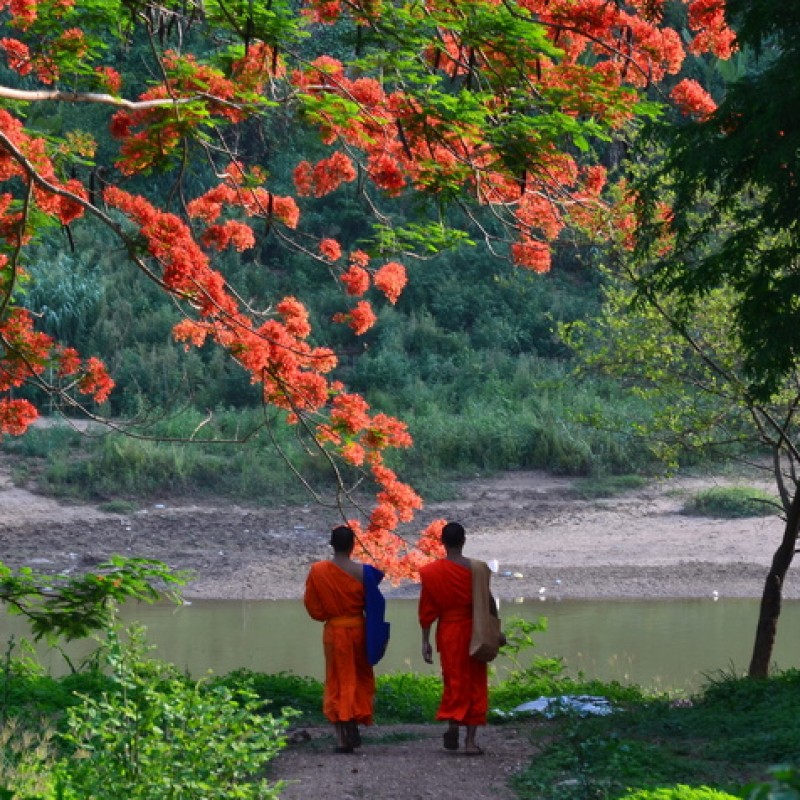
(0, 85, 230, 111)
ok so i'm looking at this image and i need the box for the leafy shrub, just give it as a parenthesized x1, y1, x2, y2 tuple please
(58, 625, 293, 800)
(375, 672, 441, 722)
(745, 765, 800, 799)
(0, 717, 58, 799)
(97, 499, 137, 514)
(620, 787, 741, 799)
(211, 669, 323, 722)
(682, 486, 778, 518)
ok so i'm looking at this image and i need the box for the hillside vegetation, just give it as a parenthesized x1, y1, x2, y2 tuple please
(2, 222, 675, 503)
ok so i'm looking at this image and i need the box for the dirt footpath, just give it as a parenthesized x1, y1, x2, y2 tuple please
(269, 722, 541, 800)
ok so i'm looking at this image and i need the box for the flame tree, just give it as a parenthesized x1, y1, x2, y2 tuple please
(0, 0, 733, 579)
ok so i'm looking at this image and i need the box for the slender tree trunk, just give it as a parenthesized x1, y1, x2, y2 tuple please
(748, 487, 800, 678)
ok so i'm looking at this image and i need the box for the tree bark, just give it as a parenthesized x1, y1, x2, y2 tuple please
(748, 487, 800, 678)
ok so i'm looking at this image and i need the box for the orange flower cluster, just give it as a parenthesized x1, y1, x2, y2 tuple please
(687, 0, 736, 58)
(340, 264, 371, 296)
(319, 238, 342, 261)
(294, 151, 357, 197)
(332, 251, 408, 333)
(293, 0, 733, 273)
(670, 78, 717, 120)
(187, 165, 301, 251)
(373, 261, 407, 304)
(0, 308, 115, 437)
(0, 109, 87, 226)
(0, 19, 91, 85)
(108, 48, 283, 175)
(333, 299, 377, 335)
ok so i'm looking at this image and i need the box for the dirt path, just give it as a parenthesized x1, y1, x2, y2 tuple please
(270, 722, 541, 800)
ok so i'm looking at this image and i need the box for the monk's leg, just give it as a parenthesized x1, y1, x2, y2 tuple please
(464, 725, 482, 754)
(334, 722, 353, 753)
(442, 720, 459, 750)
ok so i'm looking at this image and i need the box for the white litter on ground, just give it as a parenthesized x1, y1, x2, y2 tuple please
(495, 695, 615, 719)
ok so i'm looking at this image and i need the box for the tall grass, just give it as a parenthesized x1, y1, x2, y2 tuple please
(1, 360, 677, 504)
(2, 410, 341, 504)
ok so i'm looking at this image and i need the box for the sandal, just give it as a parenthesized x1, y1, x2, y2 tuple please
(442, 728, 459, 751)
(334, 745, 354, 754)
(464, 746, 484, 756)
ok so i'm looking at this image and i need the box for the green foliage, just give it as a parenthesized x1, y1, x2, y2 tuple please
(681, 487, 778, 519)
(0, 717, 58, 800)
(513, 669, 800, 800)
(746, 765, 800, 800)
(636, 0, 800, 399)
(372, 221, 474, 255)
(0, 557, 186, 642)
(620, 788, 740, 799)
(211, 669, 324, 723)
(58, 626, 293, 800)
(3, 425, 84, 458)
(375, 672, 442, 723)
(0, 641, 78, 720)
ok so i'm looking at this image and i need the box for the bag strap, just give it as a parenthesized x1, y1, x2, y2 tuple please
(470, 559, 492, 617)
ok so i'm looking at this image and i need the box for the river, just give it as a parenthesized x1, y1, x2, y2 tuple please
(3, 597, 799, 693)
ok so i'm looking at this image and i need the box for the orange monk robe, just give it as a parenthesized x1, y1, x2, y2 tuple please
(304, 561, 375, 725)
(418, 560, 488, 726)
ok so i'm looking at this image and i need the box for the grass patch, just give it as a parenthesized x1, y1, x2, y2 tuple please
(511, 668, 800, 799)
(211, 669, 325, 723)
(681, 486, 778, 518)
(570, 473, 650, 499)
(97, 499, 138, 514)
(376, 672, 442, 723)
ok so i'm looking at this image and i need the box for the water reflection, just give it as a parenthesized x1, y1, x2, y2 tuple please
(2, 598, 798, 693)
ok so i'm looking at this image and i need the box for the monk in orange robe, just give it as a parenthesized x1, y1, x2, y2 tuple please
(419, 521, 498, 755)
(304, 525, 376, 753)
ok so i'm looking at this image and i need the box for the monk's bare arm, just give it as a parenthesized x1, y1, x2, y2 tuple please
(421, 627, 433, 664)
(489, 586, 507, 646)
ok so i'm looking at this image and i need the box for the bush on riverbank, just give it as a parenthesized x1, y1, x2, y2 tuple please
(681, 486, 778, 519)
(511, 667, 800, 800)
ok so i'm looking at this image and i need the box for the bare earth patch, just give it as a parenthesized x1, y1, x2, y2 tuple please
(1, 461, 794, 799)
(0, 462, 792, 602)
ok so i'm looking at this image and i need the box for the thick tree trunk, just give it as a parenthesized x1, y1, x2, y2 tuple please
(748, 488, 800, 678)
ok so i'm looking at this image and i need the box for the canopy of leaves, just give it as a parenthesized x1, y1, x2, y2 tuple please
(635, 0, 800, 399)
